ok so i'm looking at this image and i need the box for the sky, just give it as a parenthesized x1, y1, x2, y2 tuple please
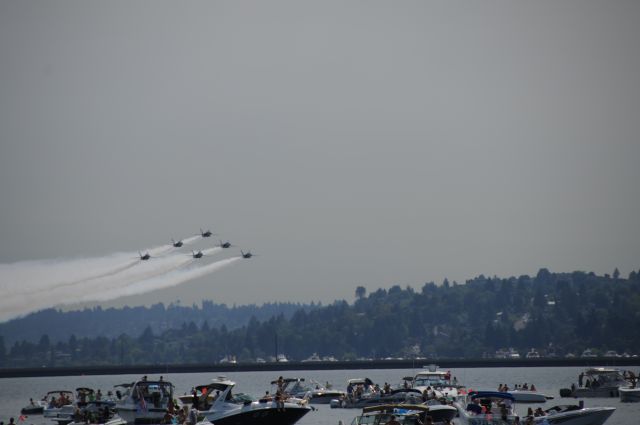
(1, 1, 639, 312)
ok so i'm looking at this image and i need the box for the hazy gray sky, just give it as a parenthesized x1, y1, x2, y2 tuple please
(1, 1, 639, 309)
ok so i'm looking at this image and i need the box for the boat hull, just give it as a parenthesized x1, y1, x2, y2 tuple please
(116, 407, 167, 424)
(206, 406, 309, 425)
(309, 391, 345, 404)
(537, 407, 615, 425)
(21, 406, 44, 415)
(508, 391, 550, 403)
(423, 405, 458, 423)
(619, 387, 640, 402)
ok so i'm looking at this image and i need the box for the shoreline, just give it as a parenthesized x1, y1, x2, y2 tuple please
(1, 357, 639, 378)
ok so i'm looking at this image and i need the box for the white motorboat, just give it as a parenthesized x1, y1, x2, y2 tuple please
(507, 390, 552, 403)
(195, 376, 311, 425)
(67, 400, 126, 425)
(619, 386, 640, 402)
(330, 378, 423, 408)
(535, 404, 615, 425)
(114, 379, 175, 424)
(286, 378, 346, 404)
(411, 364, 464, 400)
(349, 403, 457, 425)
(21, 395, 48, 415)
(43, 390, 76, 424)
(455, 391, 519, 425)
(559, 367, 629, 398)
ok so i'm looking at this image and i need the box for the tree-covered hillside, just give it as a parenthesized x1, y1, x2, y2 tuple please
(1, 268, 639, 368)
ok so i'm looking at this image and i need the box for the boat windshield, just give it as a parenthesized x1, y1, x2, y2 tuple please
(131, 381, 173, 406)
(352, 413, 423, 425)
(413, 377, 448, 387)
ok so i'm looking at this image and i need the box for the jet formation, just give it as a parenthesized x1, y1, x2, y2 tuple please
(138, 229, 252, 261)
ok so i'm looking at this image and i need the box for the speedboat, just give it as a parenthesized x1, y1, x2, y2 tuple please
(535, 404, 615, 425)
(67, 401, 126, 425)
(349, 403, 457, 425)
(114, 379, 175, 424)
(619, 386, 640, 402)
(559, 367, 629, 398)
(43, 390, 76, 424)
(507, 390, 552, 403)
(195, 376, 311, 425)
(21, 395, 48, 415)
(455, 391, 519, 425)
(285, 378, 346, 404)
(330, 378, 423, 408)
(411, 364, 464, 400)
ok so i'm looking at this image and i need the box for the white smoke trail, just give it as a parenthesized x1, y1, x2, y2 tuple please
(201, 247, 222, 256)
(70, 257, 242, 304)
(0, 252, 198, 322)
(0, 253, 140, 298)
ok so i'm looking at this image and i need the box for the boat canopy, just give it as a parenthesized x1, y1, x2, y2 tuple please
(270, 378, 304, 385)
(469, 391, 515, 401)
(362, 404, 429, 414)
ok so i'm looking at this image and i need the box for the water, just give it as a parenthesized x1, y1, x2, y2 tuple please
(1, 366, 637, 425)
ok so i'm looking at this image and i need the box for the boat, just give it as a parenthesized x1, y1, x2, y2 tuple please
(114, 379, 175, 424)
(559, 367, 629, 398)
(43, 390, 76, 424)
(619, 386, 640, 402)
(194, 376, 311, 425)
(67, 400, 126, 425)
(455, 391, 519, 425)
(349, 403, 457, 425)
(411, 364, 464, 400)
(330, 378, 423, 409)
(284, 377, 346, 404)
(534, 403, 616, 425)
(507, 390, 552, 403)
(21, 396, 48, 415)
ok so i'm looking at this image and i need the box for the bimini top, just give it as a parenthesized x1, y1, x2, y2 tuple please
(469, 391, 515, 401)
(362, 404, 429, 414)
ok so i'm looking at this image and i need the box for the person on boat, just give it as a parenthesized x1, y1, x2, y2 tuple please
(530, 384, 536, 391)
(187, 405, 198, 425)
(578, 372, 584, 387)
(161, 409, 173, 424)
(384, 415, 401, 425)
(176, 407, 186, 425)
(466, 398, 482, 415)
(276, 376, 285, 392)
(275, 388, 285, 412)
(514, 416, 521, 425)
(534, 407, 546, 417)
(522, 383, 528, 390)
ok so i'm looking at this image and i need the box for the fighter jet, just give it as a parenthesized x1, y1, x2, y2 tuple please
(200, 228, 214, 237)
(171, 238, 183, 248)
(192, 250, 204, 259)
(138, 251, 151, 260)
(218, 240, 232, 249)
(241, 250, 254, 259)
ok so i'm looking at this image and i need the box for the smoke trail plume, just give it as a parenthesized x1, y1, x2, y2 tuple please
(0, 252, 198, 322)
(71, 257, 242, 303)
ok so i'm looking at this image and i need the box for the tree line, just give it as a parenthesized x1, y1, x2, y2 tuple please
(1, 268, 639, 368)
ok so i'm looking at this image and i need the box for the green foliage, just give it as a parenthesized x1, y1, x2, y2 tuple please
(1, 269, 639, 367)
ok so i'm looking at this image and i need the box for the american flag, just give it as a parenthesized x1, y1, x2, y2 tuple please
(137, 388, 147, 412)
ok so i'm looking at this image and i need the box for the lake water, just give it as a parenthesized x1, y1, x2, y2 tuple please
(1, 366, 638, 425)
